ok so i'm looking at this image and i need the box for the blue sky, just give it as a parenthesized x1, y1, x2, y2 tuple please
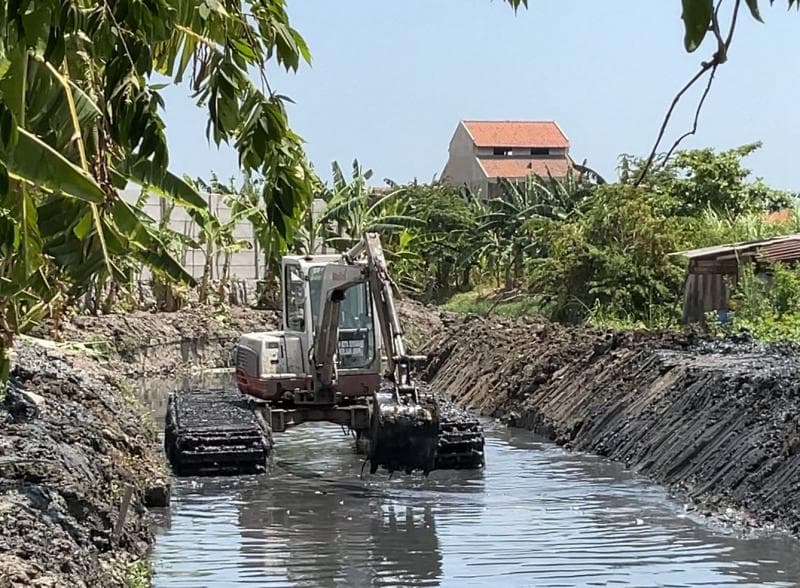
(161, 1, 800, 190)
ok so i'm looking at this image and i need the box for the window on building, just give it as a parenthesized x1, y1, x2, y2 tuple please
(493, 147, 511, 156)
(530, 148, 550, 156)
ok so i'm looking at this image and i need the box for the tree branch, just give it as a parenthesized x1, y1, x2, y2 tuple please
(662, 63, 718, 163)
(635, 0, 742, 185)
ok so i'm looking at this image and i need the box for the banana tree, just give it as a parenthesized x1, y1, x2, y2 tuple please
(320, 160, 422, 252)
(480, 171, 594, 289)
(0, 1, 314, 379)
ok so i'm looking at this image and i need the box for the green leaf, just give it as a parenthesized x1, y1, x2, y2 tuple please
(0, 162, 8, 195)
(12, 189, 43, 280)
(746, 0, 764, 22)
(110, 200, 196, 287)
(230, 38, 257, 61)
(2, 128, 106, 203)
(681, 0, 714, 52)
(0, 44, 10, 81)
(73, 211, 93, 240)
(119, 159, 207, 210)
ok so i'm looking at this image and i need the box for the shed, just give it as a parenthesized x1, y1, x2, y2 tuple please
(671, 233, 800, 323)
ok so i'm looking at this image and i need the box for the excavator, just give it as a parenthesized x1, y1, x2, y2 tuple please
(164, 233, 484, 476)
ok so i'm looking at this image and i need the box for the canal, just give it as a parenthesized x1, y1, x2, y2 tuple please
(140, 381, 800, 587)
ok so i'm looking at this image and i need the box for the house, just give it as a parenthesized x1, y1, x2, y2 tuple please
(671, 233, 800, 323)
(440, 120, 572, 198)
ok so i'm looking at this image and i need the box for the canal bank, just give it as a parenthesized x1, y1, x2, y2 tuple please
(1, 339, 166, 587)
(1, 307, 279, 586)
(423, 312, 800, 538)
(5, 302, 800, 585)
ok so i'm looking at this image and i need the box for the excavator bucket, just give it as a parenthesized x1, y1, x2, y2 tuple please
(368, 386, 439, 475)
(367, 383, 487, 474)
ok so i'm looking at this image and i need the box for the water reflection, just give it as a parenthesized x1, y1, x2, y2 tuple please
(236, 475, 444, 587)
(144, 379, 800, 588)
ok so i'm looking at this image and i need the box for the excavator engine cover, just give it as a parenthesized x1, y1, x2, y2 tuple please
(368, 383, 438, 475)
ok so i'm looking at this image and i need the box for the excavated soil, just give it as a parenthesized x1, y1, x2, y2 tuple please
(8, 298, 800, 585)
(422, 313, 800, 536)
(1, 341, 167, 587)
(36, 307, 280, 377)
(3, 306, 277, 586)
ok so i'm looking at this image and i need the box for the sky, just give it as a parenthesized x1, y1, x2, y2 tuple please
(160, 1, 800, 191)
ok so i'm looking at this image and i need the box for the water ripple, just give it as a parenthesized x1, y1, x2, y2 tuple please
(149, 421, 800, 588)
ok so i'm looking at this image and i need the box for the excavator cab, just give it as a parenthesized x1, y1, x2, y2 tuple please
(307, 265, 375, 370)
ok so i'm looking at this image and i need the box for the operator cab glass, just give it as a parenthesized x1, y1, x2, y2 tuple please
(308, 266, 375, 369)
(285, 265, 306, 331)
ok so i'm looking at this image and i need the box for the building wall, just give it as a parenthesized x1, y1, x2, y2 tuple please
(441, 123, 572, 199)
(440, 123, 489, 198)
(682, 272, 732, 323)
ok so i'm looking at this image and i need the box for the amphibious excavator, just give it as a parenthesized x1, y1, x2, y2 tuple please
(165, 233, 484, 476)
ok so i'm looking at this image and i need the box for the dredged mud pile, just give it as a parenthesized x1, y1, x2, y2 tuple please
(37, 306, 280, 377)
(1, 340, 167, 587)
(3, 306, 278, 586)
(423, 314, 800, 536)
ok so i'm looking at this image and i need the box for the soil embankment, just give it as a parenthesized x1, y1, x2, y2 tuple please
(3, 307, 279, 587)
(422, 313, 800, 536)
(42, 307, 280, 377)
(1, 340, 166, 587)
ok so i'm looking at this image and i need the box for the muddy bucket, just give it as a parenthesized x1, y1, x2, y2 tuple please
(368, 390, 438, 475)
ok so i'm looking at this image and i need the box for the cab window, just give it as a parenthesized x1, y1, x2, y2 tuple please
(285, 265, 306, 331)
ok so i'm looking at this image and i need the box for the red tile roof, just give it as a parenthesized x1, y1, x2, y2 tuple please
(463, 120, 569, 149)
(478, 157, 571, 179)
(763, 209, 794, 223)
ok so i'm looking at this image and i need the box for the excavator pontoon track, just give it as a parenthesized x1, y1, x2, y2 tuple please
(433, 396, 485, 470)
(367, 383, 486, 475)
(165, 388, 272, 476)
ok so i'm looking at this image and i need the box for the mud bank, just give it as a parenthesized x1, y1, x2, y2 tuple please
(39, 307, 279, 378)
(1, 340, 167, 587)
(3, 307, 278, 587)
(423, 314, 800, 536)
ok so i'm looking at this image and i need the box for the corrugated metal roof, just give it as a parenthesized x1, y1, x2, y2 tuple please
(757, 239, 800, 262)
(671, 234, 800, 261)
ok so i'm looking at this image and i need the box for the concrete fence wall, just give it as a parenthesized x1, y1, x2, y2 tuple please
(121, 189, 330, 282)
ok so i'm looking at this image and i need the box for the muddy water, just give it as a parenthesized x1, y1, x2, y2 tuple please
(141, 381, 800, 588)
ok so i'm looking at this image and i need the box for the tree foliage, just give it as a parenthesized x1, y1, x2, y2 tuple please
(0, 1, 314, 376)
(503, 0, 798, 53)
(713, 263, 800, 341)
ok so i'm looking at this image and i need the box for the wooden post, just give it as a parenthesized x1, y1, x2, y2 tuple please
(113, 484, 134, 545)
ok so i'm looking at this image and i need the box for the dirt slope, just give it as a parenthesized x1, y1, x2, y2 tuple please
(423, 313, 800, 536)
(1, 341, 167, 587)
(37, 307, 280, 377)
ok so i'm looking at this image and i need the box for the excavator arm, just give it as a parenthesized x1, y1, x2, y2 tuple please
(310, 262, 367, 394)
(311, 233, 423, 397)
(346, 233, 426, 397)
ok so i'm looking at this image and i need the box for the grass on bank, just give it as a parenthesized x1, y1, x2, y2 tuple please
(125, 560, 152, 588)
(440, 289, 682, 331)
(442, 278, 800, 342)
(441, 290, 541, 319)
